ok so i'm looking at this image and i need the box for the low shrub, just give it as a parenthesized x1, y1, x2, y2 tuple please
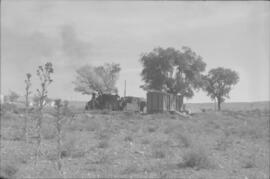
(152, 149, 166, 159)
(46, 152, 58, 161)
(241, 154, 257, 168)
(60, 137, 76, 158)
(71, 151, 85, 158)
(201, 108, 206, 112)
(0, 103, 18, 113)
(41, 126, 57, 140)
(141, 138, 150, 145)
(1, 110, 21, 121)
(148, 125, 158, 133)
(84, 121, 100, 132)
(2, 128, 24, 141)
(96, 129, 110, 140)
(101, 110, 110, 115)
(123, 111, 136, 117)
(233, 124, 264, 140)
(215, 136, 232, 151)
(66, 123, 82, 131)
(121, 163, 139, 175)
(60, 138, 85, 159)
(98, 140, 109, 149)
(177, 133, 192, 148)
(124, 135, 133, 142)
(0, 164, 18, 178)
(179, 148, 214, 170)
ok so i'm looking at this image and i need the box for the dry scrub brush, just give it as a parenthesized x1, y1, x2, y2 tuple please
(178, 147, 215, 170)
(24, 73, 32, 142)
(34, 62, 54, 164)
(0, 163, 18, 178)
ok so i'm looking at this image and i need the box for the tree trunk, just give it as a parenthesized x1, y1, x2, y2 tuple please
(179, 95, 184, 112)
(217, 97, 221, 111)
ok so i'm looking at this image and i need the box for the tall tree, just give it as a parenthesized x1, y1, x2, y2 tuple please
(140, 46, 206, 106)
(166, 47, 206, 97)
(73, 63, 121, 95)
(140, 47, 176, 91)
(204, 67, 239, 111)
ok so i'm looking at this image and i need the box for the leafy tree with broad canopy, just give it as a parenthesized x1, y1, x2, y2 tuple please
(73, 63, 121, 95)
(140, 46, 206, 107)
(204, 67, 239, 111)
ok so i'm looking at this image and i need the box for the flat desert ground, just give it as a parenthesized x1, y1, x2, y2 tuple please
(0, 101, 269, 179)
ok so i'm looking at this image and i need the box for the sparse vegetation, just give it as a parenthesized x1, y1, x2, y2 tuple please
(180, 147, 215, 170)
(148, 125, 158, 132)
(54, 99, 64, 176)
(152, 149, 166, 159)
(98, 140, 109, 149)
(7, 90, 20, 102)
(1, 2, 268, 178)
(24, 73, 32, 142)
(241, 154, 257, 169)
(25, 73, 32, 108)
(215, 135, 232, 151)
(36, 62, 54, 110)
(60, 136, 76, 158)
(124, 135, 133, 142)
(0, 103, 269, 178)
(121, 163, 139, 175)
(0, 164, 18, 178)
(141, 138, 150, 145)
(2, 128, 24, 141)
(41, 126, 57, 140)
(177, 132, 192, 148)
(34, 62, 54, 164)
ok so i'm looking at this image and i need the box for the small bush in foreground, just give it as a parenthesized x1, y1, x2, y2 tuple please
(3, 128, 24, 141)
(98, 140, 109, 149)
(141, 138, 150, 145)
(84, 121, 100, 131)
(241, 154, 257, 168)
(60, 137, 76, 158)
(177, 133, 192, 148)
(0, 164, 18, 178)
(148, 125, 158, 133)
(179, 148, 215, 170)
(152, 149, 166, 159)
(41, 127, 57, 140)
(121, 163, 139, 175)
(124, 135, 133, 142)
(215, 135, 232, 151)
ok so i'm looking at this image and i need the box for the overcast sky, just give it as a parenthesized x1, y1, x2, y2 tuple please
(1, 1, 269, 103)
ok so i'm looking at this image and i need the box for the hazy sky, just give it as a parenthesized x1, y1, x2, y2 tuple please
(1, 1, 269, 103)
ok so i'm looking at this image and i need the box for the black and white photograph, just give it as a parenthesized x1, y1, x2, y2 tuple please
(0, 0, 269, 178)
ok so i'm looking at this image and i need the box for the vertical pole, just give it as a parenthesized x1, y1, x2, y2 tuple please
(124, 80, 126, 97)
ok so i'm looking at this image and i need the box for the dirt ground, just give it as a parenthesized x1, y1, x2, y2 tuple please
(0, 102, 269, 179)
